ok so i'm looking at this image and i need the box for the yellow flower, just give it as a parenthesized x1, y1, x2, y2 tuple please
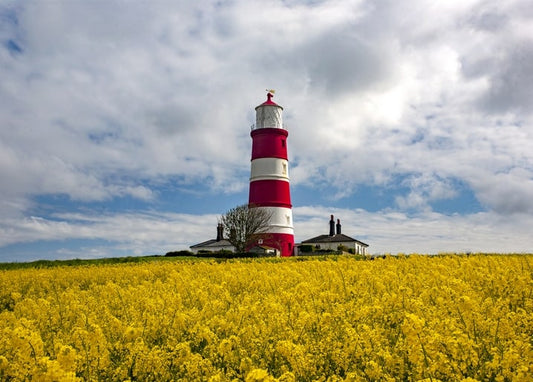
(246, 368, 275, 381)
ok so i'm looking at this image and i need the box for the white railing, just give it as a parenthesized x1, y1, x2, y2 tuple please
(250, 124, 287, 131)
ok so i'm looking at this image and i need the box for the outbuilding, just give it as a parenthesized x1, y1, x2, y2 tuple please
(189, 224, 235, 254)
(299, 215, 369, 255)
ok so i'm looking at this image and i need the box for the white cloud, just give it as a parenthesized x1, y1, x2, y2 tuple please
(293, 206, 533, 254)
(0, 210, 220, 255)
(1, 206, 531, 261)
(0, 0, 532, 260)
(395, 174, 459, 211)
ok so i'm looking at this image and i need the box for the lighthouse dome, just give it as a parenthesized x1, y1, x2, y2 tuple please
(255, 92, 284, 129)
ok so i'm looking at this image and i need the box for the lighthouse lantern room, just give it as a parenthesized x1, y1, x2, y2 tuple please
(248, 91, 295, 256)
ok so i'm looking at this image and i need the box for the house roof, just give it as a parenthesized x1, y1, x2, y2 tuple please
(190, 239, 234, 249)
(301, 234, 369, 247)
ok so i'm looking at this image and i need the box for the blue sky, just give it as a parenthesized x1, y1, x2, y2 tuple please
(1, 0, 533, 262)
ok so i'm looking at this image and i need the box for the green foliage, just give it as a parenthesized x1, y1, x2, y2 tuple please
(337, 244, 350, 252)
(299, 245, 313, 253)
(165, 250, 194, 257)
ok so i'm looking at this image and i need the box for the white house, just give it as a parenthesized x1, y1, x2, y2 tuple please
(189, 224, 235, 254)
(298, 215, 369, 255)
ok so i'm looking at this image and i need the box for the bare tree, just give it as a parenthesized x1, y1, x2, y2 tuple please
(220, 204, 272, 253)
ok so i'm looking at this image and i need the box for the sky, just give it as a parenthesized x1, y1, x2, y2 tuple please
(1, 0, 532, 262)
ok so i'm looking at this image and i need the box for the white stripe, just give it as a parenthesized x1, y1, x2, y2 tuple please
(251, 206, 294, 231)
(250, 157, 289, 182)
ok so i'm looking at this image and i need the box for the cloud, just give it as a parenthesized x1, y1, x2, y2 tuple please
(2, 205, 532, 262)
(471, 169, 533, 214)
(394, 174, 458, 211)
(481, 42, 533, 114)
(294, 206, 533, 254)
(0, 0, 532, 260)
(1, 2, 257, 202)
(0, 210, 220, 258)
(297, 27, 395, 97)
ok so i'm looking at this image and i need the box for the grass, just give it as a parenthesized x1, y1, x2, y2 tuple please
(0, 254, 201, 270)
(1, 252, 530, 271)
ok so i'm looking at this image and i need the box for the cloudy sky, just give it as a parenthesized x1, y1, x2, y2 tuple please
(1, 0, 532, 262)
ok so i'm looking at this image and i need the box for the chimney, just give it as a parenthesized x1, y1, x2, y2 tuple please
(336, 219, 341, 235)
(329, 215, 335, 236)
(216, 223, 224, 241)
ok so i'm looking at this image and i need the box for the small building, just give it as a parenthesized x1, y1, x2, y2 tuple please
(248, 245, 278, 257)
(299, 215, 369, 255)
(190, 224, 235, 254)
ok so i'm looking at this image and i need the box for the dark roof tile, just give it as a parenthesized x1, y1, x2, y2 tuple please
(302, 234, 368, 246)
(190, 239, 234, 248)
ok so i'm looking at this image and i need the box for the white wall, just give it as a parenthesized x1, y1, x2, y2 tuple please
(256, 105, 283, 129)
(300, 241, 368, 255)
(250, 157, 289, 182)
(255, 206, 294, 235)
(190, 244, 235, 254)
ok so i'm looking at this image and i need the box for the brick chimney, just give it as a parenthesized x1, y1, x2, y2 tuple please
(216, 223, 224, 241)
(329, 215, 335, 236)
(336, 219, 341, 235)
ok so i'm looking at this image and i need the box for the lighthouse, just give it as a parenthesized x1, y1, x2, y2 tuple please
(248, 91, 295, 256)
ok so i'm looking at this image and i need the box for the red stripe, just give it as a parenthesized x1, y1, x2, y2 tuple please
(250, 128, 288, 160)
(248, 180, 291, 208)
(246, 233, 295, 257)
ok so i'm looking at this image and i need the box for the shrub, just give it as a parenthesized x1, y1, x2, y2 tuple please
(165, 250, 194, 257)
(299, 245, 313, 253)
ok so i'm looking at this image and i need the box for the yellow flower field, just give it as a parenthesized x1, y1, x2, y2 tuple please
(0, 255, 531, 381)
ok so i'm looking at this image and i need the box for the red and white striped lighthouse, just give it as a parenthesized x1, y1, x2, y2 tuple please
(248, 91, 294, 256)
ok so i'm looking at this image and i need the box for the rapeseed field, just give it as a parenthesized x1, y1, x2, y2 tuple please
(0, 254, 531, 381)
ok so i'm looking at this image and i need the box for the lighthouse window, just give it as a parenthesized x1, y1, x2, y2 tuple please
(281, 139, 286, 147)
(282, 163, 287, 175)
